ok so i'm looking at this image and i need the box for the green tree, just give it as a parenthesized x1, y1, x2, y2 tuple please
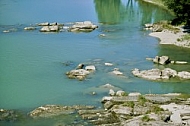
(163, 0, 190, 25)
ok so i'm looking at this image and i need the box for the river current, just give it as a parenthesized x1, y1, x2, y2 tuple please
(0, 0, 190, 125)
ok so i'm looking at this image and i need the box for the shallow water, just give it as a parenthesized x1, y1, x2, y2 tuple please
(0, 0, 190, 125)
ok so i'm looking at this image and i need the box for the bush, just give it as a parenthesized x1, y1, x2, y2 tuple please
(163, 0, 190, 25)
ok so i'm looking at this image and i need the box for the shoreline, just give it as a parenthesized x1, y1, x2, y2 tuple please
(149, 29, 190, 48)
(142, 0, 190, 48)
(2, 92, 190, 125)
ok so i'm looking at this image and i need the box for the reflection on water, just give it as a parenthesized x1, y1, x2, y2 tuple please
(0, 0, 189, 125)
(94, 0, 173, 25)
(94, 0, 123, 24)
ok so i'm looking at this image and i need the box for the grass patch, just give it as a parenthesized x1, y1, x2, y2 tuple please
(123, 101, 135, 108)
(177, 94, 190, 100)
(151, 105, 164, 114)
(179, 34, 190, 41)
(141, 115, 155, 122)
(154, 20, 181, 33)
(138, 95, 147, 106)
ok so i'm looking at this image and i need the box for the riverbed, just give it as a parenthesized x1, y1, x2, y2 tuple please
(0, 0, 190, 125)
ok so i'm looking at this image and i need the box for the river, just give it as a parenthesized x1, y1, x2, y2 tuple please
(0, 0, 190, 125)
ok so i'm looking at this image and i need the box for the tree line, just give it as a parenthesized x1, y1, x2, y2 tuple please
(162, 0, 190, 25)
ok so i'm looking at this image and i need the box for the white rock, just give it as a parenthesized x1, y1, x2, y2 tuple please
(38, 22, 49, 26)
(24, 27, 36, 30)
(145, 23, 153, 28)
(112, 68, 123, 75)
(99, 34, 106, 37)
(85, 65, 96, 71)
(175, 61, 188, 64)
(105, 62, 113, 66)
(116, 90, 126, 96)
(102, 96, 113, 103)
(102, 83, 115, 88)
(178, 71, 190, 79)
(171, 111, 182, 124)
(109, 89, 115, 96)
(40, 26, 50, 32)
(112, 105, 132, 115)
(128, 92, 141, 97)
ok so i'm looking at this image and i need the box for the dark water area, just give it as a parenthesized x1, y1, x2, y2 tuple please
(0, 0, 190, 125)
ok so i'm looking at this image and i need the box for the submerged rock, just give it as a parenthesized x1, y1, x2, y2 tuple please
(0, 109, 24, 122)
(26, 91, 190, 126)
(111, 68, 123, 75)
(24, 27, 36, 30)
(29, 105, 95, 118)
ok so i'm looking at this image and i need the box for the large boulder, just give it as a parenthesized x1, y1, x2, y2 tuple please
(69, 21, 98, 32)
(66, 69, 90, 80)
(66, 64, 95, 81)
(177, 71, 190, 79)
(40, 25, 60, 32)
(153, 56, 170, 65)
(132, 68, 190, 81)
(132, 68, 162, 80)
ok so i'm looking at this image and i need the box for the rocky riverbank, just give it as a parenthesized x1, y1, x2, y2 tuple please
(2, 91, 190, 126)
(145, 21, 190, 48)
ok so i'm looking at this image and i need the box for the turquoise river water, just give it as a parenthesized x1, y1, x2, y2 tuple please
(0, 0, 190, 125)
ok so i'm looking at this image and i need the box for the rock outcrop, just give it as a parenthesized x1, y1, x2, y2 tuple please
(153, 56, 171, 65)
(146, 55, 188, 65)
(69, 21, 98, 32)
(29, 105, 95, 118)
(38, 22, 64, 32)
(132, 68, 190, 80)
(66, 64, 96, 80)
(26, 91, 190, 126)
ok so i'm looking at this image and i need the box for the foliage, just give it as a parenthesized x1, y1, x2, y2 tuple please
(162, 0, 190, 25)
(177, 94, 190, 100)
(154, 20, 180, 33)
(138, 95, 147, 106)
(151, 105, 164, 114)
(141, 115, 155, 122)
(123, 101, 135, 108)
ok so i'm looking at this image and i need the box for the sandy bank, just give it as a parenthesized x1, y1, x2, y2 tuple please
(149, 29, 190, 48)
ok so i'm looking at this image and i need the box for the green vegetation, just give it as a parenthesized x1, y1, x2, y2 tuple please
(149, 105, 164, 114)
(123, 101, 135, 108)
(177, 94, 190, 100)
(138, 95, 147, 106)
(179, 34, 190, 42)
(170, 94, 190, 103)
(162, 0, 190, 25)
(154, 20, 180, 33)
(141, 115, 155, 122)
